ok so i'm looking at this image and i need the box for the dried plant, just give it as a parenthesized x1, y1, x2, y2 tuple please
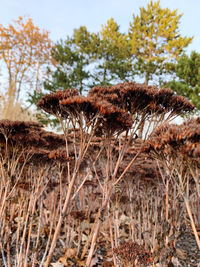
(114, 241, 153, 266)
(0, 119, 73, 266)
(89, 82, 194, 138)
(0, 82, 195, 266)
(37, 82, 195, 266)
(144, 117, 200, 250)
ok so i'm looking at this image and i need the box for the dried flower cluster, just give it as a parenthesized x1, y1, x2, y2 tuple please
(38, 82, 194, 138)
(144, 117, 200, 158)
(38, 89, 134, 135)
(0, 119, 69, 162)
(60, 96, 133, 133)
(70, 210, 87, 221)
(38, 88, 79, 116)
(114, 241, 153, 266)
(88, 82, 194, 116)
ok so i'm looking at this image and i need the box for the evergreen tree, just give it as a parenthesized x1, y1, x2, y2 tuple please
(92, 18, 132, 85)
(44, 26, 93, 95)
(165, 51, 200, 110)
(28, 1, 196, 126)
(28, 27, 93, 126)
(38, 19, 132, 97)
(128, 0, 193, 85)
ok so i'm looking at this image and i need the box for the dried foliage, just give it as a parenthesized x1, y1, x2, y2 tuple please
(144, 117, 200, 158)
(174, 228, 200, 265)
(119, 138, 162, 182)
(60, 96, 133, 134)
(38, 88, 79, 116)
(0, 119, 65, 148)
(144, 117, 200, 255)
(0, 95, 37, 121)
(89, 82, 194, 116)
(38, 82, 194, 138)
(114, 241, 153, 266)
(39, 93, 133, 136)
(87, 82, 194, 139)
(0, 119, 70, 165)
(0, 82, 198, 266)
(89, 137, 162, 186)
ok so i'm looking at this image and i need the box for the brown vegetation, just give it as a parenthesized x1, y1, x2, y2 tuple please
(144, 117, 200, 256)
(0, 82, 199, 266)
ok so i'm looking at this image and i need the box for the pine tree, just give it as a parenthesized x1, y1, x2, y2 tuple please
(165, 51, 200, 110)
(44, 26, 93, 95)
(92, 18, 132, 85)
(128, 0, 193, 85)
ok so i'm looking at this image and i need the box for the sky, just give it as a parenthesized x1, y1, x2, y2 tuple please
(0, 0, 200, 54)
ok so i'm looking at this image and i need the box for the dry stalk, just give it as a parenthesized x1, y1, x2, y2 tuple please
(108, 216, 117, 266)
(44, 118, 103, 266)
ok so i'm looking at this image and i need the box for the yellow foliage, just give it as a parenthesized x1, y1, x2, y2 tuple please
(0, 16, 52, 101)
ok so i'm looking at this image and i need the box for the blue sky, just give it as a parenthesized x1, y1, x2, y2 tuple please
(0, 0, 199, 53)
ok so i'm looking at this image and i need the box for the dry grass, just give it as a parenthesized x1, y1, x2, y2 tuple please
(0, 94, 37, 121)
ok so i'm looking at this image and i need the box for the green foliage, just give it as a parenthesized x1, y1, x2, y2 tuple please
(165, 51, 200, 110)
(32, 19, 133, 102)
(28, 27, 95, 126)
(128, 0, 193, 84)
(44, 34, 91, 95)
(92, 18, 132, 85)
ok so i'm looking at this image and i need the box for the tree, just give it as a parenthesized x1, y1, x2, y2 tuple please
(29, 27, 94, 126)
(43, 26, 93, 95)
(165, 51, 200, 110)
(29, 22, 133, 126)
(92, 18, 132, 85)
(128, 0, 193, 85)
(42, 20, 132, 96)
(29, 2, 195, 126)
(0, 16, 52, 105)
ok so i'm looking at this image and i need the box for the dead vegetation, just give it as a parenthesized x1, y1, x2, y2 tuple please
(0, 82, 199, 266)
